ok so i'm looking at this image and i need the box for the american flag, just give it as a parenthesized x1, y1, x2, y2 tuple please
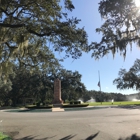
(97, 81, 100, 87)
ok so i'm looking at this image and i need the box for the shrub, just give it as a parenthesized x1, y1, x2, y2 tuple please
(74, 101, 81, 104)
(70, 102, 73, 104)
(74, 101, 78, 104)
(0, 132, 12, 140)
(45, 99, 52, 104)
(36, 102, 40, 107)
(64, 100, 69, 103)
(62, 104, 89, 108)
(26, 106, 52, 109)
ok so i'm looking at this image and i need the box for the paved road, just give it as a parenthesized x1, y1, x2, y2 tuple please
(1, 107, 140, 140)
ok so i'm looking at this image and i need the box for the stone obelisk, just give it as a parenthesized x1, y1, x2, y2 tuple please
(52, 78, 63, 107)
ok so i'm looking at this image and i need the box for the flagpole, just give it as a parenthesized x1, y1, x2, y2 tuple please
(98, 71, 102, 104)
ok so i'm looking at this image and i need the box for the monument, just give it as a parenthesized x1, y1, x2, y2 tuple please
(52, 78, 63, 107)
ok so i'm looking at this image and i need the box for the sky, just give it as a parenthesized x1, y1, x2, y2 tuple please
(55, 0, 140, 95)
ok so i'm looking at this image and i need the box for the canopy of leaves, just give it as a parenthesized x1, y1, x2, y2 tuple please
(60, 69, 86, 101)
(0, 0, 88, 76)
(89, 0, 140, 59)
(0, 77, 12, 105)
(113, 59, 140, 91)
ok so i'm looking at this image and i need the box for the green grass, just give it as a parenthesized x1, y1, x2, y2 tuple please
(0, 132, 12, 140)
(0, 106, 21, 110)
(88, 101, 140, 106)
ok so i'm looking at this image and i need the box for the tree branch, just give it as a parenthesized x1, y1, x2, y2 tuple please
(26, 28, 52, 37)
(0, 23, 25, 28)
(5, 42, 17, 48)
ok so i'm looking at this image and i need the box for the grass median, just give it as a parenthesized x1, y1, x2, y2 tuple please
(88, 101, 140, 106)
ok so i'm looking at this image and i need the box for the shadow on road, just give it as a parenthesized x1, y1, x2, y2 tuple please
(14, 135, 56, 140)
(111, 105, 140, 110)
(118, 134, 140, 140)
(59, 134, 76, 140)
(85, 132, 99, 140)
(12, 132, 99, 140)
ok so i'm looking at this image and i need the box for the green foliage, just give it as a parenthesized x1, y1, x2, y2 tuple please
(36, 102, 40, 107)
(114, 59, 140, 90)
(70, 101, 73, 104)
(68, 101, 81, 104)
(0, 132, 12, 140)
(59, 69, 86, 101)
(74, 101, 81, 104)
(89, 0, 140, 59)
(0, 77, 12, 106)
(0, 0, 88, 76)
(62, 104, 89, 108)
(64, 99, 69, 103)
(26, 106, 52, 109)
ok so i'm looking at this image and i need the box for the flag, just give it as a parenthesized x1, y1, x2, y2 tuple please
(97, 81, 100, 87)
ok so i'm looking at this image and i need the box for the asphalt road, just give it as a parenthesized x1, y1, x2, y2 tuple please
(1, 107, 140, 140)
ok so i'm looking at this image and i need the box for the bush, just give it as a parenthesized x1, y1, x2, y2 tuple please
(70, 102, 73, 104)
(0, 132, 12, 140)
(62, 104, 89, 108)
(74, 101, 78, 104)
(45, 99, 52, 104)
(64, 100, 69, 103)
(69, 101, 81, 104)
(74, 101, 81, 104)
(26, 106, 52, 109)
(36, 102, 40, 107)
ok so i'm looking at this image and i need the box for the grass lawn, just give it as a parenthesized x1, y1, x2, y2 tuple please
(0, 132, 12, 140)
(88, 101, 140, 106)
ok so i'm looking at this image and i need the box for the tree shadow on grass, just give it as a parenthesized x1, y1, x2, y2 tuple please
(119, 134, 140, 140)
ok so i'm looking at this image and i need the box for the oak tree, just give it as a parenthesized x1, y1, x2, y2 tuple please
(0, 0, 88, 75)
(89, 0, 140, 59)
(114, 59, 140, 91)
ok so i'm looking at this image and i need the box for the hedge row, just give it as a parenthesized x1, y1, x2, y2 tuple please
(62, 104, 89, 108)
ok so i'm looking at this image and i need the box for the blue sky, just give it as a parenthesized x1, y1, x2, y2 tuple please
(55, 0, 140, 95)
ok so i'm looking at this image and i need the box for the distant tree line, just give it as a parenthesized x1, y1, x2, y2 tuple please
(0, 63, 128, 107)
(0, 63, 86, 106)
(2, 58, 140, 107)
(82, 90, 127, 102)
